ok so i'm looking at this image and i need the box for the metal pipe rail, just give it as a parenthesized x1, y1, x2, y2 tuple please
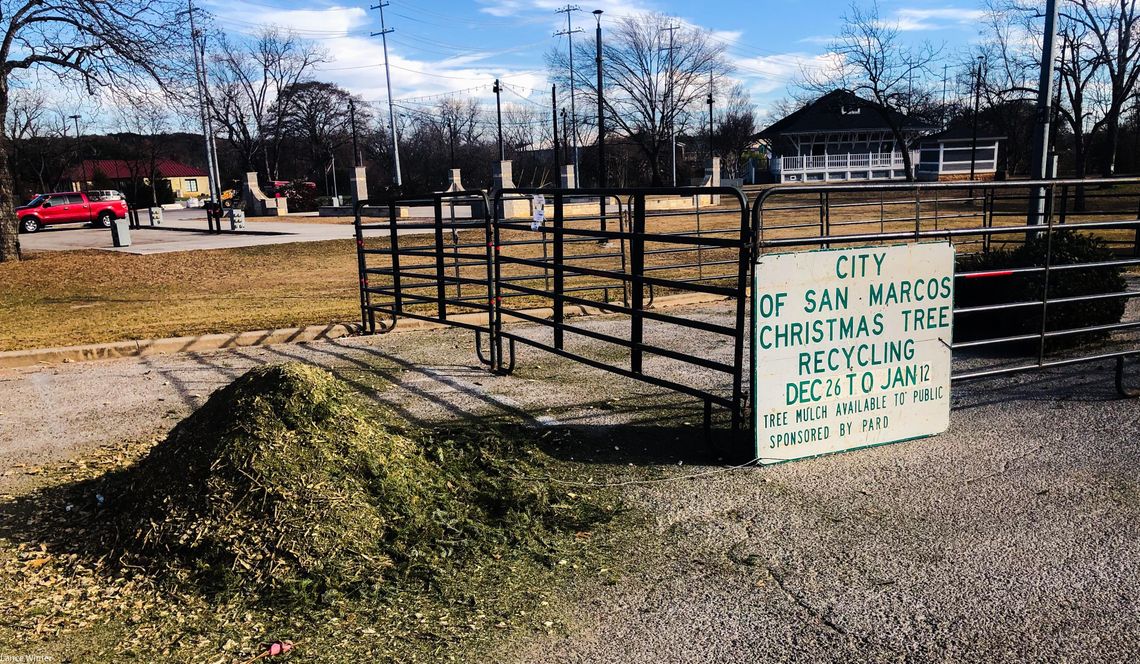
(752, 177, 1140, 401)
(494, 187, 752, 429)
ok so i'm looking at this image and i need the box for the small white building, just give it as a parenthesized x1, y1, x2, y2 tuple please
(916, 127, 1004, 181)
(758, 90, 935, 183)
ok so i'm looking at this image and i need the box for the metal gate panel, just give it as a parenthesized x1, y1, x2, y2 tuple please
(752, 178, 1140, 399)
(493, 187, 752, 429)
(353, 191, 496, 359)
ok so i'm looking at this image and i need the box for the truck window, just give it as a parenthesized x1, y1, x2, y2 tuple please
(68, 194, 86, 205)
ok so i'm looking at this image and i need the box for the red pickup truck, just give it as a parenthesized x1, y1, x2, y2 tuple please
(17, 192, 129, 233)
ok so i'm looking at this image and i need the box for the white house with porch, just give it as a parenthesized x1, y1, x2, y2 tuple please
(759, 90, 935, 183)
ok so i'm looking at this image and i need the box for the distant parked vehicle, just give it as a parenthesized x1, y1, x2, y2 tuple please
(17, 192, 129, 233)
(87, 189, 125, 202)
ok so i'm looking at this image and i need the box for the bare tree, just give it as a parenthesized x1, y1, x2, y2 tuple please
(805, 1, 940, 181)
(0, 0, 188, 261)
(711, 83, 757, 180)
(6, 90, 77, 197)
(1056, 18, 1111, 203)
(1066, 0, 1140, 176)
(274, 80, 366, 183)
(116, 95, 172, 207)
(208, 28, 326, 180)
(549, 12, 730, 185)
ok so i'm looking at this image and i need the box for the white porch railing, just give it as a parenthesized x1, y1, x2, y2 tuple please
(773, 151, 919, 173)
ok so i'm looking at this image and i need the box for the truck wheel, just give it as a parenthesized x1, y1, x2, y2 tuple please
(20, 217, 40, 233)
(96, 211, 113, 228)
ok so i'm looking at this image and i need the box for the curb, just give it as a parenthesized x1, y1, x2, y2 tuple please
(0, 291, 728, 370)
(0, 324, 358, 370)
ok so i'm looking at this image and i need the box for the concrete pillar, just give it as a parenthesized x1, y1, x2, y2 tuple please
(445, 168, 464, 193)
(350, 166, 368, 205)
(699, 157, 722, 205)
(241, 171, 287, 216)
(493, 161, 530, 219)
(560, 164, 576, 189)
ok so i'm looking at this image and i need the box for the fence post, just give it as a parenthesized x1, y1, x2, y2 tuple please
(731, 189, 750, 432)
(486, 192, 500, 369)
(1038, 183, 1056, 367)
(433, 196, 447, 321)
(387, 197, 402, 318)
(553, 191, 565, 350)
(491, 194, 505, 372)
(353, 200, 371, 333)
(630, 194, 646, 374)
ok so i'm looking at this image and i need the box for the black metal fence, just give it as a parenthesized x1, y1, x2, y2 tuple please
(752, 177, 1140, 400)
(354, 186, 755, 427)
(352, 177, 1140, 437)
(492, 187, 752, 429)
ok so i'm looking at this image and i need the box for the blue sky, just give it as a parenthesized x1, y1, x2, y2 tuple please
(205, 0, 988, 122)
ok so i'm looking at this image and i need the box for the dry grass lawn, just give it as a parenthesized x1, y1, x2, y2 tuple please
(0, 240, 361, 352)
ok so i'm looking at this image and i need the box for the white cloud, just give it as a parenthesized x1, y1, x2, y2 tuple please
(894, 7, 987, 31)
(735, 51, 843, 94)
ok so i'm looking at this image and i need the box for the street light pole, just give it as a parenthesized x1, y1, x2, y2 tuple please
(593, 10, 604, 189)
(349, 98, 360, 168)
(593, 9, 607, 238)
(494, 79, 504, 161)
(969, 56, 984, 190)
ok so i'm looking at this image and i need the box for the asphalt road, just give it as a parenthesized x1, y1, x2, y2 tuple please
(1, 302, 1138, 662)
(17, 208, 356, 254)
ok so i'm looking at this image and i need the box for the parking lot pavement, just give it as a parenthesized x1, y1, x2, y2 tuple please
(18, 208, 356, 254)
(1, 302, 1138, 661)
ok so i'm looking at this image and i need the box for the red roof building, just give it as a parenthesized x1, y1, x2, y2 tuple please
(67, 159, 210, 198)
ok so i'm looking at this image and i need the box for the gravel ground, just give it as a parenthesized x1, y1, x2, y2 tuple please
(1, 302, 1139, 662)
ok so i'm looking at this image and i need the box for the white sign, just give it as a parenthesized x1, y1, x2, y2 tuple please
(753, 243, 954, 464)
(531, 194, 545, 230)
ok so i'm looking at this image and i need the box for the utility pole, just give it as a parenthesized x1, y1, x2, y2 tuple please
(493, 79, 504, 161)
(561, 108, 569, 164)
(188, 0, 221, 230)
(941, 63, 948, 130)
(198, 32, 222, 212)
(660, 24, 680, 186)
(551, 85, 560, 175)
(554, 5, 582, 187)
(349, 98, 361, 167)
(372, 1, 403, 187)
(1028, 0, 1060, 225)
(448, 116, 456, 170)
(706, 71, 714, 160)
(69, 114, 83, 190)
